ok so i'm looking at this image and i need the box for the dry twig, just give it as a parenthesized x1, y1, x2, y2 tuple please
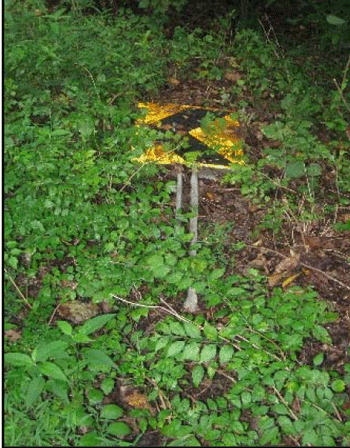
(111, 294, 287, 361)
(4, 268, 32, 310)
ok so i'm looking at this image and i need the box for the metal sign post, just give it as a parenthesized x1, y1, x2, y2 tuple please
(132, 102, 244, 312)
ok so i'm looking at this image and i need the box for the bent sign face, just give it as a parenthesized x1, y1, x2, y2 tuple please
(133, 102, 244, 169)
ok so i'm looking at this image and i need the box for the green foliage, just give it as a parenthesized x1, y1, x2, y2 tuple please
(138, 0, 188, 16)
(4, 4, 349, 447)
(226, 29, 350, 232)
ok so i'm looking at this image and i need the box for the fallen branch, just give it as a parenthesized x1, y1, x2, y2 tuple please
(111, 294, 192, 324)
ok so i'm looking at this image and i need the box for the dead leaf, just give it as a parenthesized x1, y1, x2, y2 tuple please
(124, 391, 150, 409)
(268, 252, 301, 287)
(248, 253, 268, 271)
(224, 71, 243, 82)
(57, 301, 99, 324)
(274, 252, 300, 274)
(282, 273, 301, 289)
(304, 235, 334, 250)
(4, 328, 22, 342)
(120, 386, 155, 414)
(268, 272, 285, 287)
(167, 77, 180, 86)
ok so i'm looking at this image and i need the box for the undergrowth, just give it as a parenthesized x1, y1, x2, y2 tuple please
(4, 1, 350, 446)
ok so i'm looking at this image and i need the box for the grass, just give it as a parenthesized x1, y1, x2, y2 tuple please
(4, 0, 350, 446)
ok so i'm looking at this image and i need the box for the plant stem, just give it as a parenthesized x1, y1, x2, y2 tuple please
(4, 268, 32, 309)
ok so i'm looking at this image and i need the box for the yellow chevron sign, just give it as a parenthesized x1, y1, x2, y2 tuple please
(133, 102, 244, 169)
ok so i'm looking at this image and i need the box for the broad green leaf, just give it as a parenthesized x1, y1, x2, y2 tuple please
(272, 403, 288, 415)
(227, 287, 246, 297)
(5, 352, 34, 368)
(167, 271, 184, 284)
(164, 253, 177, 266)
(324, 387, 333, 399)
(78, 314, 115, 335)
(33, 341, 69, 362)
(25, 375, 46, 408)
(83, 349, 116, 369)
(306, 386, 316, 401)
(101, 377, 115, 395)
(57, 320, 73, 336)
(39, 361, 69, 382)
(178, 276, 192, 290)
(192, 365, 205, 387)
(307, 162, 322, 177)
(222, 433, 238, 445)
(167, 341, 185, 357)
(326, 14, 346, 26)
(312, 325, 331, 343)
(101, 404, 124, 420)
(183, 322, 201, 339)
(191, 258, 208, 273)
(206, 398, 217, 411)
(10, 248, 22, 256)
(72, 333, 93, 343)
(259, 425, 281, 445)
(107, 422, 131, 437)
(200, 344, 217, 363)
(46, 379, 69, 404)
(161, 420, 193, 438)
(203, 322, 217, 340)
(277, 416, 295, 435)
(207, 362, 217, 379)
(8, 256, 18, 269)
(191, 281, 207, 294)
(31, 220, 44, 231)
(78, 433, 102, 446)
(285, 161, 305, 179)
(169, 321, 186, 336)
(313, 352, 324, 366)
(231, 421, 245, 432)
(241, 391, 251, 406)
(155, 337, 170, 352)
(88, 388, 104, 404)
(219, 345, 234, 364)
(153, 264, 171, 278)
(316, 387, 325, 399)
(78, 121, 95, 139)
(321, 435, 336, 447)
(169, 436, 200, 446)
(146, 254, 164, 270)
(302, 429, 319, 446)
(181, 342, 200, 360)
(161, 420, 182, 437)
(130, 307, 149, 322)
(331, 379, 345, 392)
(209, 267, 225, 281)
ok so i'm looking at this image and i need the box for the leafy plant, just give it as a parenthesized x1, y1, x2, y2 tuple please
(4, 3, 349, 446)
